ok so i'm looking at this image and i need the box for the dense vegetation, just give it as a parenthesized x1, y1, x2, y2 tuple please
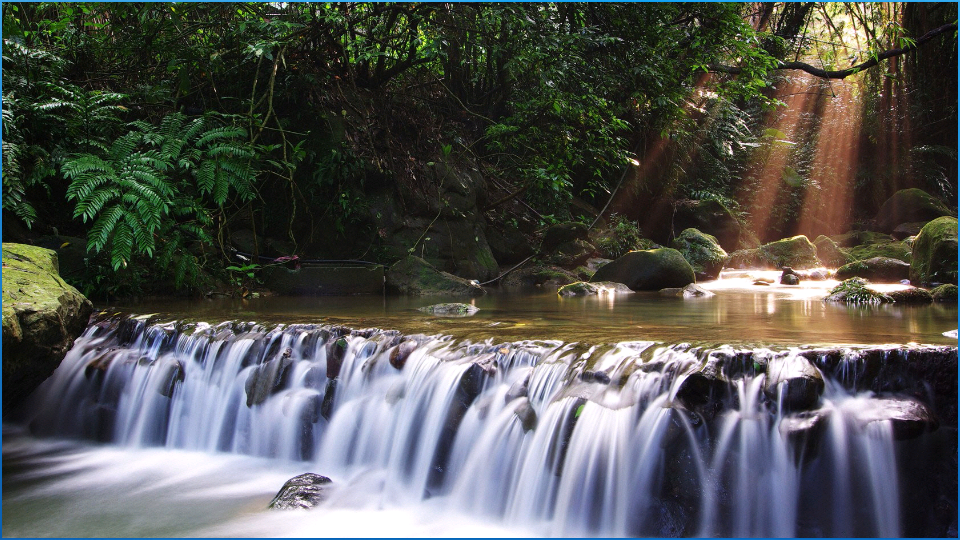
(2, 2, 956, 297)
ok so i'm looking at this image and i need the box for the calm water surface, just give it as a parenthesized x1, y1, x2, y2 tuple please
(105, 271, 958, 347)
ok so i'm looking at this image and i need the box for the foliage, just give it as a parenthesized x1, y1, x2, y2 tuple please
(593, 214, 645, 259)
(824, 277, 893, 305)
(64, 112, 257, 286)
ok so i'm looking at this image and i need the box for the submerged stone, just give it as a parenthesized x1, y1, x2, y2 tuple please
(268, 473, 333, 510)
(558, 281, 632, 297)
(659, 283, 715, 298)
(417, 303, 479, 317)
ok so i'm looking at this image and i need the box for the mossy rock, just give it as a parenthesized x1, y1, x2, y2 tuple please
(2, 243, 94, 412)
(557, 281, 633, 297)
(909, 216, 958, 286)
(887, 288, 934, 305)
(500, 264, 579, 291)
(544, 238, 596, 269)
(725, 248, 763, 269)
(385, 256, 485, 296)
(835, 257, 910, 283)
(847, 240, 912, 263)
(672, 198, 742, 252)
(417, 303, 480, 317)
(931, 284, 958, 303)
(873, 188, 955, 233)
(824, 277, 893, 305)
(590, 248, 695, 291)
(671, 228, 728, 280)
(758, 235, 820, 269)
(540, 222, 589, 252)
(830, 230, 895, 248)
(814, 235, 855, 268)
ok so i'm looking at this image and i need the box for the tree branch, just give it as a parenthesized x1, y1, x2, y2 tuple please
(711, 22, 957, 80)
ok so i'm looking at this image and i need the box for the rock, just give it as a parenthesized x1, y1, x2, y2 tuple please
(544, 238, 596, 269)
(873, 188, 955, 234)
(385, 256, 486, 296)
(813, 235, 855, 267)
(854, 397, 938, 440)
(778, 410, 830, 464)
(726, 248, 763, 269)
(758, 235, 820, 269)
(585, 257, 612, 273)
(800, 268, 831, 281)
(325, 337, 348, 379)
(500, 264, 579, 291)
(931, 284, 958, 302)
(540, 222, 590, 252)
(417, 303, 479, 317)
(753, 279, 771, 286)
(672, 198, 742, 252)
(486, 224, 534, 265)
(268, 473, 333, 509)
(887, 287, 934, 304)
(659, 283, 715, 298)
(781, 273, 800, 285)
(671, 228, 728, 280)
(910, 216, 958, 285)
(557, 281, 633, 296)
(848, 240, 913, 263)
(590, 248, 695, 291)
(513, 398, 537, 432)
(389, 340, 419, 370)
(245, 348, 295, 407)
(892, 222, 928, 240)
(2, 243, 94, 413)
(824, 277, 893, 305)
(763, 355, 824, 411)
(835, 257, 911, 283)
(830, 230, 896, 248)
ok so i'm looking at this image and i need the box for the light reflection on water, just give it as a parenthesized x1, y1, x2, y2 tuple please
(105, 271, 957, 347)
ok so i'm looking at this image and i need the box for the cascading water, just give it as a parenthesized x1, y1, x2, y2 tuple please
(10, 313, 957, 537)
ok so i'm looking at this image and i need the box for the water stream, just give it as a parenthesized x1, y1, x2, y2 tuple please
(3, 274, 957, 537)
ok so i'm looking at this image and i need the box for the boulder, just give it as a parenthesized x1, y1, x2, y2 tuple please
(486, 223, 535, 265)
(671, 228, 728, 280)
(268, 473, 333, 510)
(244, 348, 294, 406)
(781, 273, 800, 285)
(824, 277, 893, 305)
(854, 397, 939, 440)
(887, 287, 934, 304)
(672, 198, 742, 252)
(813, 235, 855, 268)
(848, 240, 912, 263)
(835, 257, 911, 283)
(763, 355, 824, 412)
(2, 243, 94, 413)
(931, 284, 958, 302)
(873, 188, 954, 233)
(385, 256, 485, 296)
(892, 222, 928, 240)
(417, 303, 479, 317)
(557, 281, 633, 297)
(909, 216, 958, 285)
(658, 284, 715, 298)
(540, 222, 590, 252)
(500, 264, 579, 291)
(830, 230, 896, 248)
(758, 235, 820, 269)
(590, 248, 695, 291)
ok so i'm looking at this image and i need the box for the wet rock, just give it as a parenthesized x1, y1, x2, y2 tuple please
(910, 216, 958, 286)
(780, 270, 800, 285)
(268, 473, 333, 510)
(590, 248, 695, 291)
(763, 355, 824, 412)
(671, 228, 728, 280)
(873, 188, 954, 234)
(835, 257, 911, 283)
(855, 397, 938, 440)
(2, 243, 95, 412)
(245, 348, 294, 407)
(932, 284, 958, 302)
(824, 278, 893, 305)
(429, 361, 493, 488)
(385, 256, 486, 296)
(778, 409, 830, 464)
(800, 268, 831, 281)
(514, 398, 538, 432)
(325, 337, 348, 379)
(887, 287, 934, 304)
(417, 303, 479, 317)
(389, 340, 419, 370)
(156, 359, 186, 398)
(320, 379, 337, 420)
(580, 370, 611, 384)
(505, 371, 531, 403)
(675, 357, 730, 421)
(659, 283, 715, 298)
(558, 281, 633, 296)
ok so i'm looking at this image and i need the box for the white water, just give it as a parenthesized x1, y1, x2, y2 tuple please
(6, 314, 942, 537)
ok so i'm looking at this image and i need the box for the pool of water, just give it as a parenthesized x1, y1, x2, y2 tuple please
(105, 271, 958, 348)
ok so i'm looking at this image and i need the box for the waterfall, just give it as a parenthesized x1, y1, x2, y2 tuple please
(17, 313, 956, 537)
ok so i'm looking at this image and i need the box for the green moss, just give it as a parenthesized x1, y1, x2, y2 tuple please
(848, 241, 912, 263)
(824, 277, 893, 305)
(672, 228, 727, 279)
(814, 235, 855, 267)
(758, 235, 819, 269)
(909, 216, 959, 285)
(887, 288, 933, 304)
(931, 284, 958, 302)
